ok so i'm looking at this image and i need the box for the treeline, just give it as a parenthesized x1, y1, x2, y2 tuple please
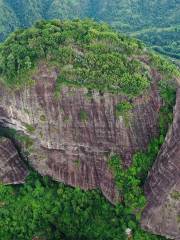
(132, 26, 180, 60)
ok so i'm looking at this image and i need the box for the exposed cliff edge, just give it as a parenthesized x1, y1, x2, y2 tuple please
(141, 88, 180, 239)
(0, 137, 28, 184)
(0, 63, 162, 202)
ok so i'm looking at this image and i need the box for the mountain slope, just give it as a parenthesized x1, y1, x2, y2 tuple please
(0, 0, 19, 40)
(6, 0, 44, 27)
(92, 0, 180, 31)
(0, 0, 179, 60)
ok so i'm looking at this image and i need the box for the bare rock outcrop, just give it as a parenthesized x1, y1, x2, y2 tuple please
(0, 63, 162, 202)
(0, 137, 28, 184)
(141, 88, 180, 239)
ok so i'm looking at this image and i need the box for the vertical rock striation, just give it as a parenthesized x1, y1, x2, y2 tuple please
(141, 88, 180, 239)
(0, 64, 162, 202)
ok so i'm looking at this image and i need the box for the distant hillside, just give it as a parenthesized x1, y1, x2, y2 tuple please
(0, 0, 179, 60)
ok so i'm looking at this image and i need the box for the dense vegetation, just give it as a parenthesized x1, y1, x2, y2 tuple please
(0, 20, 179, 98)
(0, 19, 148, 95)
(131, 26, 180, 60)
(0, 0, 179, 61)
(0, 171, 164, 240)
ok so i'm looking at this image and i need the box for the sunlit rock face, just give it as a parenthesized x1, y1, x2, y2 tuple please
(141, 88, 180, 240)
(0, 137, 28, 184)
(0, 63, 162, 202)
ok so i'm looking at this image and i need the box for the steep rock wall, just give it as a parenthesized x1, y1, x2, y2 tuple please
(0, 64, 162, 202)
(0, 137, 28, 184)
(141, 88, 180, 239)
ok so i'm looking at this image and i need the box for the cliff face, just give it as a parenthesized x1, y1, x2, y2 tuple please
(141, 88, 180, 239)
(0, 63, 162, 202)
(0, 137, 28, 184)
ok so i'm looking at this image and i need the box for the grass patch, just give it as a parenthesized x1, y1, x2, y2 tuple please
(79, 110, 89, 122)
(25, 124, 36, 133)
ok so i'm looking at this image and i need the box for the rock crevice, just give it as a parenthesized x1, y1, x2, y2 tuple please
(141, 88, 180, 240)
(0, 137, 28, 184)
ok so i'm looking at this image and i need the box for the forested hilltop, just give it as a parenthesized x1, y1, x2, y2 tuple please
(0, 0, 179, 60)
(0, 19, 179, 239)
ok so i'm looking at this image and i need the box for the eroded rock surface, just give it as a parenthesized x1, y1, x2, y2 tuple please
(0, 64, 162, 202)
(0, 137, 28, 184)
(141, 88, 180, 239)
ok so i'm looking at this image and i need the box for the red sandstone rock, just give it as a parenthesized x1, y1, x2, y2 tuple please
(0, 64, 162, 202)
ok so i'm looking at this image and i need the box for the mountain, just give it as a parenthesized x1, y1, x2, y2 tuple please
(0, 19, 179, 239)
(0, 0, 179, 60)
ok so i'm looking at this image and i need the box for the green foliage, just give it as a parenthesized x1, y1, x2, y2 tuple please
(131, 26, 180, 61)
(0, 127, 34, 149)
(0, 0, 19, 41)
(0, 19, 153, 96)
(74, 159, 81, 168)
(79, 110, 89, 122)
(25, 124, 36, 133)
(0, 19, 178, 96)
(158, 81, 176, 136)
(0, 0, 179, 61)
(107, 137, 168, 239)
(0, 171, 165, 240)
(171, 191, 180, 200)
(150, 53, 180, 78)
(116, 101, 133, 116)
(108, 138, 158, 221)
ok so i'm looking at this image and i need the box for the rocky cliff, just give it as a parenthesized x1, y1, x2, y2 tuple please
(0, 20, 179, 239)
(141, 88, 180, 239)
(0, 137, 28, 184)
(0, 63, 162, 202)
